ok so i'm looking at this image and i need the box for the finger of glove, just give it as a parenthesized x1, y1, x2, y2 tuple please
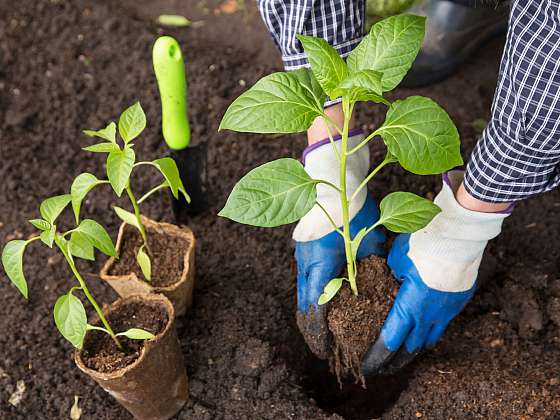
(378, 346, 421, 375)
(362, 308, 413, 376)
(296, 304, 330, 359)
(425, 321, 449, 348)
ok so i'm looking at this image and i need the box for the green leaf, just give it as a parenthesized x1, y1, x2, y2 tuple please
(71, 173, 107, 223)
(1, 240, 29, 298)
(68, 232, 95, 261)
(376, 96, 463, 175)
(151, 158, 191, 202)
(116, 328, 155, 340)
(54, 292, 87, 349)
(157, 14, 191, 27)
(331, 70, 386, 104)
(82, 142, 120, 153)
(118, 102, 146, 144)
(318, 278, 344, 305)
(347, 14, 425, 92)
(83, 121, 117, 143)
(378, 192, 441, 233)
(29, 219, 50, 231)
(107, 148, 135, 196)
(219, 69, 326, 134)
(136, 245, 151, 281)
(75, 219, 116, 257)
(219, 158, 318, 227)
(113, 206, 141, 231)
(296, 34, 348, 98)
(39, 194, 71, 224)
(350, 227, 369, 263)
(40, 226, 56, 248)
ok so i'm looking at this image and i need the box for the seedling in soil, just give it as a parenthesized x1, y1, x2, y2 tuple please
(1, 194, 155, 349)
(78, 102, 190, 281)
(218, 14, 462, 302)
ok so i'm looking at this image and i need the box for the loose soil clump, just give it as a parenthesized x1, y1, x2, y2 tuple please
(81, 300, 168, 373)
(328, 256, 398, 385)
(109, 224, 189, 288)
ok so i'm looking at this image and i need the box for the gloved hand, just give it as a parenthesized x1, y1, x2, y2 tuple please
(362, 171, 512, 375)
(294, 130, 386, 359)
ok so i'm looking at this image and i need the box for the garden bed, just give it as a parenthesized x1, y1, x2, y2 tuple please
(0, 0, 558, 418)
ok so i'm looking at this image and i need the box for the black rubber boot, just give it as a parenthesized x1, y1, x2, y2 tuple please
(401, 0, 510, 88)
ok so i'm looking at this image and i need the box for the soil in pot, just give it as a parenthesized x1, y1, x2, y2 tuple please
(108, 224, 189, 288)
(81, 300, 168, 373)
(327, 255, 399, 385)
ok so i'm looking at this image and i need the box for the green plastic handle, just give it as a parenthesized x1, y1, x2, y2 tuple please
(152, 36, 191, 150)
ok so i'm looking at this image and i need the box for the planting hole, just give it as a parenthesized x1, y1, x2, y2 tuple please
(299, 356, 412, 419)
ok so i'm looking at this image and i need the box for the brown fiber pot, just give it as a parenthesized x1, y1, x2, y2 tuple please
(100, 216, 195, 316)
(75, 294, 188, 420)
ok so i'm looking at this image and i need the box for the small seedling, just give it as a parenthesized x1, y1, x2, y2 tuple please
(77, 102, 190, 281)
(218, 15, 463, 303)
(1, 193, 155, 349)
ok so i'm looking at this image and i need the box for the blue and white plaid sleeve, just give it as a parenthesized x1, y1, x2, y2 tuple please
(465, 0, 560, 202)
(256, 0, 363, 106)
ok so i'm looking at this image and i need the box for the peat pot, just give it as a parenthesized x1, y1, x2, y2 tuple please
(75, 294, 188, 420)
(101, 216, 195, 316)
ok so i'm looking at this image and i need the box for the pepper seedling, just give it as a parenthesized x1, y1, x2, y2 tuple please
(218, 14, 463, 303)
(76, 102, 190, 281)
(1, 194, 155, 349)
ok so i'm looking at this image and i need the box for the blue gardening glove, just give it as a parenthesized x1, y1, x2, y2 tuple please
(362, 171, 512, 375)
(294, 130, 386, 359)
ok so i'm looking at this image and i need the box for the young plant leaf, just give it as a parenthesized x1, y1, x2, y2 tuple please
(350, 227, 369, 263)
(82, 142, 120, 153)
(378, 192, 441, 233)
(118, 102, 146, 144)
(1, 240, 29, 298)
(347, 14, 425, 92)
(29, 219, 50, 231)
(296, 34, 348, 98)
(157, 14, 191, 27)
(113, 206, 141, 231)
(136, 245, 151, 281)
(40, 226, 56, 248)
(107, 148, 135, 196)
(116, 328, 155, 340)
(331, 70, 387, 104)
(71, 173, 107, 223)
(218, 158, 318, 227)
(39, 194, 71, 225)
(376, 96, 463, 175)
(151, 157, 191, 202)
(83, 121, 117, 143)
(74, 219, 117, 257)
(68, 231, 95, 261)
(53, 292, 87, 349)
(318, 278, 344, 305)
(219, 69, 326, 133)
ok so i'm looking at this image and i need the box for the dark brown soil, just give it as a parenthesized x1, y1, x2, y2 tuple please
(328, 256, 397, 385)
(109, 224, 189, 287)
(0, 0, 559, 419)
(81, 300, 168, 373)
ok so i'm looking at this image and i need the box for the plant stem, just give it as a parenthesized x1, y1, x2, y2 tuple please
(349, 153, 396, 203)
(339, 99, 358, 295)
(316, 202, 344, 236)
(138, 182, 169, 204)
(346, 130, 378, 155)
(57, 242, 123, 350)
(125, 184, 150, 255)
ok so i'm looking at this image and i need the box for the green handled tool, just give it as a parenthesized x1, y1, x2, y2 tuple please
(153, 36, 208, 221)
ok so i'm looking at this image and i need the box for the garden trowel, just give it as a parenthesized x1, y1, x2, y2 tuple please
(153, 36, 208, 222)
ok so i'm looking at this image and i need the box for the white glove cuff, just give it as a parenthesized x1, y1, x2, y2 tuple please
(293, 130, 369, 242)
(408, 170, 512, 292)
